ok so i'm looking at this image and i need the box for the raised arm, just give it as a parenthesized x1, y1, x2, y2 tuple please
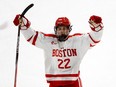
(87, 15, 104, 47)
(13, 14, 45, 48)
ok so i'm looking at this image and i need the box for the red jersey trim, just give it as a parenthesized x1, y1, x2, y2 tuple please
(32, 31, 38, 45)
(41, 32, 82, 38)
(90, 44, 95, 47)
(27, 35, 33, 42)
(88, 33, 100, 43)
(47, 80, 78, 84)
(68, 33, 82, 38)
(46, 74, 79, 77)
(44, 34, 57, 38)
(47, 77, 82, 87)
(40, 32, 57, 38)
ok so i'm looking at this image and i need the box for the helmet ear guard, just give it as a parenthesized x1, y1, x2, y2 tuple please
(68, 25, 72, 32)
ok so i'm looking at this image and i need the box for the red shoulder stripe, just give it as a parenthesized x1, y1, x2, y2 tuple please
(39, 32, 56, 38)
(68, 33, 82, 38)
(44, 34, 57, 38)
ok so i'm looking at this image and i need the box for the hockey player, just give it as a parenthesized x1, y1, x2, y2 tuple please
(13, 15, 104, 87)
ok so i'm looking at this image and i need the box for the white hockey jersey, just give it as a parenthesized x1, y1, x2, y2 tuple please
(21, 27, 103, 83)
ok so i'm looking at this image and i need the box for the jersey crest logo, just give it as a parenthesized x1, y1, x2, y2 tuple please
(51, 41, 57, 45)
(52, 49, 77, 57)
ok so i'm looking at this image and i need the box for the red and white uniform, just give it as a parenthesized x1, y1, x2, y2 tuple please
(21, 26, 103, 86)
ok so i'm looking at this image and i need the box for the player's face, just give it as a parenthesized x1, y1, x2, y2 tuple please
(55, 26, 70, 42)
(56, 26, 70, 36)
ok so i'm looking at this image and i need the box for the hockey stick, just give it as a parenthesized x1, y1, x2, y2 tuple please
(14, 3, 34, 87)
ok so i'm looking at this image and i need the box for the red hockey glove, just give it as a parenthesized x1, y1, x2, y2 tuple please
(89, 15, 104, 32)
(89, 15, 102, 24)
(13, 14, 31, 29)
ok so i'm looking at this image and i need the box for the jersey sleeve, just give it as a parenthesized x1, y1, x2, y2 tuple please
(21, 27, 45, 49)
(86, 29, 103, 48)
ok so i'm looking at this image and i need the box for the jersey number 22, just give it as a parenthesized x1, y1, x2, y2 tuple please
(58, 58, 71, 69)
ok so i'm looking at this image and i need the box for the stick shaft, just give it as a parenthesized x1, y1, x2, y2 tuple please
(14, 3, 34, 87)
